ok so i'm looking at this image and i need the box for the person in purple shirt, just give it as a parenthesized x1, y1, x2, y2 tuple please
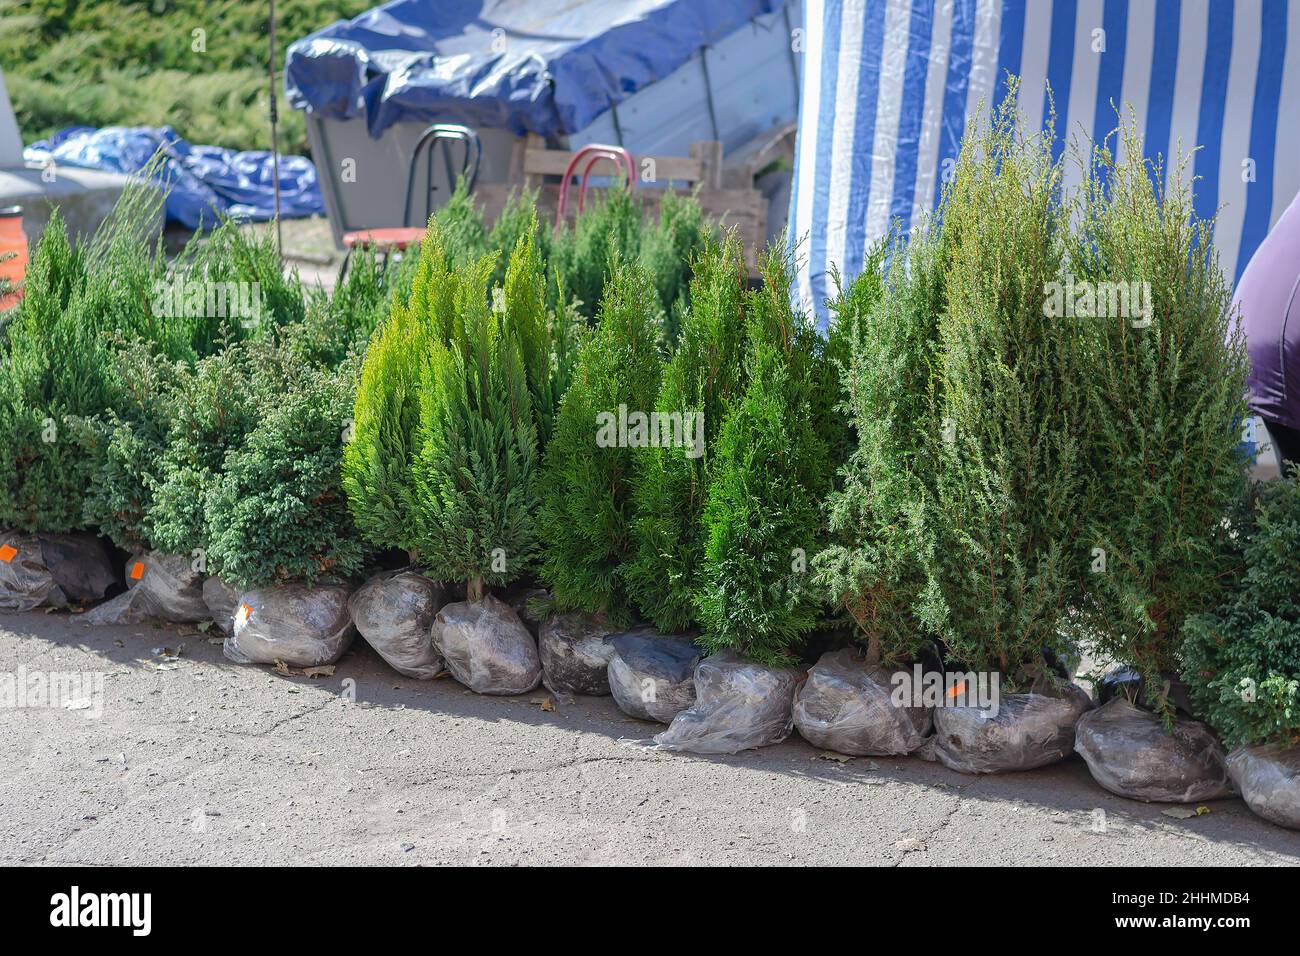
(1236, 190, 1300, 469)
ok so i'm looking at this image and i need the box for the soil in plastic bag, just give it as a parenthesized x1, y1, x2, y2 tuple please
(82, 552, 208, 625)
(349, 570, 446, 679)
(432, 593, 541, 695)
(654, 651, 803, 754)
(922, 682, 1093, 774)
(607, 627, 701, 723)
(506, 585, 550, 638)
(793, 649, 933, 756)
(0, 531, 115, 611)
(203, 577, 239, 634)
(1074, 697, 1233, 802)
(539, 611, 617, 696)
(1096, 666, 1198, 719)
(224, 583, 356, 668)
(1226, 744, 1300, 829)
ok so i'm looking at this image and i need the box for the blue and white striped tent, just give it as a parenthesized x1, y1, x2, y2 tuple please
(788, 0, 1300, 321)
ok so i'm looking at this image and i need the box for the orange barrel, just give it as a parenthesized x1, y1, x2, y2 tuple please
(0, 206, 29, 311)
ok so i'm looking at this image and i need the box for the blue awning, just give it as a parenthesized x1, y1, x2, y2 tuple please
(789, 0, 1300, 324)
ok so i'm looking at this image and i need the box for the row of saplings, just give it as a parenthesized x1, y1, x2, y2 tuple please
(1, 103, 1296, 831)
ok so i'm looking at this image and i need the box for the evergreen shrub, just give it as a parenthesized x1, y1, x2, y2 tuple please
(1183, 472, 1300, 746)
(538, 254, 663, 623)
(813, 235, 935, 665)
(694, 243, 832, 666)
(625, 230, 749, 632)
(1071, 122, 1250, 705)
(921, 94, 1087, 690)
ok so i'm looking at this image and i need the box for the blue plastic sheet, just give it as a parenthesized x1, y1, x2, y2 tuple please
(23, 126, 324, 229)
(285, 0, 782, 139)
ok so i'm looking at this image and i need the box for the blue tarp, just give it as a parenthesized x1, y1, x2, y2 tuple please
(23, 126, 325, 230)
(284, 0, 782, 139)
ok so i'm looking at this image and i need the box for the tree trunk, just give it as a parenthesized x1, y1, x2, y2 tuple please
(466, 577, 485, 602)
(865, 632, 881, 666)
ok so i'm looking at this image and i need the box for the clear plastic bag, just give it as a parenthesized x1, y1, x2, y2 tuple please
(223, 583, 356, 668)
(607, 627, 701, 723)
(654, 651, 803, 754)
(506, 585, 550, 637)
(1096, 666, 1197, 719)
(793, 649, 933, 756)
(203, 577, 239, 634)
(539, 611, 616, 696)
(1226, 744, 1300, 829)
(1074, 697, 1233, 802)
(431, 594, 541, 695)
(923, 682, 1093, 774)
(0, 531, 115, 611)
(83, 552, 208, 625)
(349, 570, 445, 679)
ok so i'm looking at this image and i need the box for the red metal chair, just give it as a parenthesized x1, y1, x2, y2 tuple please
(339, 124, 482, 282)
(554, 144, 637, 229)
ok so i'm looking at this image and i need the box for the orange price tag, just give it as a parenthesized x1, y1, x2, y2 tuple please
(130, 561, 146, 580)
(236, 603, 253, 625)
(0, 543, 16, 563)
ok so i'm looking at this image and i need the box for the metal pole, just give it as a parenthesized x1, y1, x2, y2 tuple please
(269, 0, 284, 260)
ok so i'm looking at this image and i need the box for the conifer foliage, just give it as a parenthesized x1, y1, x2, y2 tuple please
(412, 252, 542, 600)
(813, 234, 935, 665)
(1071, 122, 1250, 703)
(204, 354, 364, 590)
(537, 255, 663, 623)
(694, 244, 832, 666)
(1183, 472, 1300, 747)
(341, 229, 452, 559)
(922, 94, 1086, 690)
(625, 231, 750, 632)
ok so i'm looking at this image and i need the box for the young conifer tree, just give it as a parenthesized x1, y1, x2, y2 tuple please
(432, 178, 489, 269)
(412, 253, 541, 601)
(342, 227, 458, 560)
(342, 300, 436, 559)
(813, 232, 938, 665)
(1071, 121, 1249, 707)
(551, 185, 642, 321)
(500, 220, 565, 449)
(694, 244, 832, 666)
(0, 214, 90, 531)
(0, 206, 171, 532)
(487, 187, 551, 291)
(624, 231, 749, 632)
(203, 352, 364, 590)
(1182, 472, 1300, 746)
(537, 254, 663, 623)
(640, 189, 711, 344)
(923, 91, 1087, 690)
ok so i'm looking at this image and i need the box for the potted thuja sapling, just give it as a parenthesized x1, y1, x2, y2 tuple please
(1069, 123, 1247, 803)
(340, 229, 467, 679)
(919, 94, 1094, 774)
(799, 233, 943, 757)
(624, 231, 750, 635)
(600, 231, 747, 705)
(205, 342, 366, 671)
(72, 227, 305, 629)
(413, 252, 546, 695)
(536, 254, 704, 714)
(0, 212, 145, 611)
(74, 341, 248, 628)
(1183, 472, 1300, 829)
(651, 244, 826, 755)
